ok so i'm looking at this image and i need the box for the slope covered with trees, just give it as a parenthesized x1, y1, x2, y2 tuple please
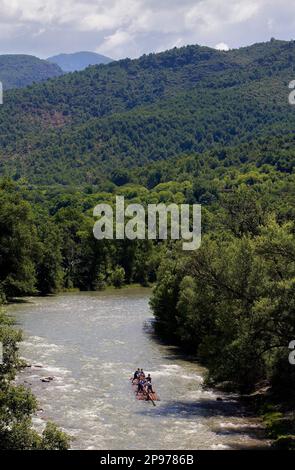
(1, 39, 295, 448)
(0, 55, 63, 90)
(0, 39, 295, 184)
(0, 303, 71, 449)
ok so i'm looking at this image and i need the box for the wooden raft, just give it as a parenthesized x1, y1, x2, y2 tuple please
(131, 379, 160, 402)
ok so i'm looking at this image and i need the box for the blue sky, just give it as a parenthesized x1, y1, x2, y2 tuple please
(0, 0, 294, 59)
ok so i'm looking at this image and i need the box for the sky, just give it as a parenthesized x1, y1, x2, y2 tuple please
(0, 0, 295, 59)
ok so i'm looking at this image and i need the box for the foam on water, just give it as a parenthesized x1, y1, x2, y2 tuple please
(9, 290, 269, 450)
(211, 443, 230, 450)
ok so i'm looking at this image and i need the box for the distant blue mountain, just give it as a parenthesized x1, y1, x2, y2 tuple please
(47, 51, 113, 72)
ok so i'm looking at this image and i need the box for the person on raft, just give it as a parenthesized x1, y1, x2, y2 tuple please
(132, 368, 140, 383)
(137, 378, 146, 395)
(145, 375, 154, 394)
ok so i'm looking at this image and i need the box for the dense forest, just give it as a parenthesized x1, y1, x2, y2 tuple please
(0, 39, 295, 184)
(0, 55, 63, 90)
(1, 39, 295, 448)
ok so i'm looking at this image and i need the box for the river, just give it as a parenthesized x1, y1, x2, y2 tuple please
(9, 288, 269, 450)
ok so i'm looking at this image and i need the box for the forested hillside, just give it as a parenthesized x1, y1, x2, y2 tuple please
(0, 39, 295, 184)
(1, 39, 295, 448)
(0, 55, 63, 90)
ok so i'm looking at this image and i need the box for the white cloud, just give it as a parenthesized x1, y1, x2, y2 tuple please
(215, 42, 230, 51)
(185, 0, 261, 32)
(32, 28, 46, 37)
(79, 0, 141, 32)
(0, 0, 295, 58)
(101, 29, 135, 57)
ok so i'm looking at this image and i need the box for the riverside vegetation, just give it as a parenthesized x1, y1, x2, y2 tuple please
(0, 306, 71, 449)
(0, 39, 295, 448)
(0, 55, 63, 90)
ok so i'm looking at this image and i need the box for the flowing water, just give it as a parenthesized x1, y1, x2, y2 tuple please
(9, 288, 269, 450)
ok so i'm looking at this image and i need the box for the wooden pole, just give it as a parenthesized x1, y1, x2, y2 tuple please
(147, 392, 156, 406)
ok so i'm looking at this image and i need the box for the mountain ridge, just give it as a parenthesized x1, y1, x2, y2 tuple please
(0, 54, 63, 90)
(0, 39, 294, 184)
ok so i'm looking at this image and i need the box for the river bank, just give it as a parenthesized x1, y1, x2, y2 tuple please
(9, 289, 270, 450)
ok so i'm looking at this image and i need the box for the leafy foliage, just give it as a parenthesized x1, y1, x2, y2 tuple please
(1, 39, 295, 447)
(0, 306, 70, 449)
(0, 55, 63, 90)
(151, 194, 295, 393)
(0, 40, 295, 184)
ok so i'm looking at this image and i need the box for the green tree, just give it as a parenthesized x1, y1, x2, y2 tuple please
(110, 266, 125, 288)
(0, 306, 70, 449)
(0, 180, 38, 298)
(36, 220, 64, 295)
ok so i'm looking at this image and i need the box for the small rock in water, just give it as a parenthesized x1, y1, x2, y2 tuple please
(216, 397, 223, 402)
(34, 364, 43, 368)
(41, 376, 54, 383)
